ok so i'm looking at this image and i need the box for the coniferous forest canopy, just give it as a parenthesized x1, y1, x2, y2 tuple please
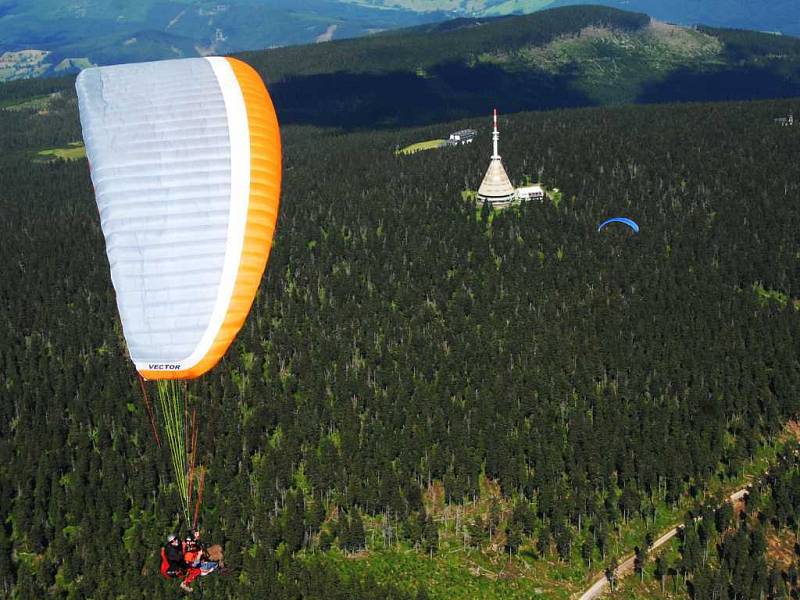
(2, 69, 800, 597)
(664, 441, 800, 600)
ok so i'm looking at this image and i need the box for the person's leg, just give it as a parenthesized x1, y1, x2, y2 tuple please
(180, 568, 202, 591)
(183, 567, 202, 585)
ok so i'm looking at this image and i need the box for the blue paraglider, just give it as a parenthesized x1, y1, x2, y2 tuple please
(597, 217, 640, 233)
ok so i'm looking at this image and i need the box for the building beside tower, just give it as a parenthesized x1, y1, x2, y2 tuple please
(516, 184, 545, 201)
(774, 111, 794, 126)
(448, 129, 477, 145)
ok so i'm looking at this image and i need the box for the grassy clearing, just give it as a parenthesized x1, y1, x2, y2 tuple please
(396, 139, 447, 155)
(547, 187, 563, 208)
(36, 142, 86, 162)
(319, 544, 573, 600)
(311, 479, 583, 599)
(753, 282, 800, 311)
(0, 92, 59, 111)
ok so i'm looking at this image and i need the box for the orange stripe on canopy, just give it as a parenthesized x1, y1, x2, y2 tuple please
(140, 58, 281, 380)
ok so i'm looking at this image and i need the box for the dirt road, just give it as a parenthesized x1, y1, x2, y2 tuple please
(577, 488, 749, 599)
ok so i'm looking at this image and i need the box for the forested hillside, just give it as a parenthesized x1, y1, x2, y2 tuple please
(240, 6, 800, 127)
(614, 440, 800, 598)
(1, 75, 800, 598)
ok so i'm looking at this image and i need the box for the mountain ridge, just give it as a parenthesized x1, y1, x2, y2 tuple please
(2, 1, 800, 82)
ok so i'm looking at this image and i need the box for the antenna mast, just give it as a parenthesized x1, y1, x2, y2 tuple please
(492, 108, 500, 160)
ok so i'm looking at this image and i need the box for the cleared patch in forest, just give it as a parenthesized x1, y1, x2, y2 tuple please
(0, 91, 61, 111)
(766, 532, 796, 569)
(396, 139, 447, 155)
(312, 476, 581, 600)
(752, 282, 800, 311)
(35, 142, 86, 162)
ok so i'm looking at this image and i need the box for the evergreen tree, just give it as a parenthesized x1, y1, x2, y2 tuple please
(634, 545, 647, 582)
(654, 554, 668, 593)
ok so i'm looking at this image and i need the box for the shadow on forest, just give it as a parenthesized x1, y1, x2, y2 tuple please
(637, 66, 800, 104)
(269, 61, 597, 129)
(269, 60, 800, 129)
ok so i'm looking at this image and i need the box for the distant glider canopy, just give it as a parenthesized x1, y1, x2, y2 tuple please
(597, 217, 640, 233)
(77, 57, 281, 381)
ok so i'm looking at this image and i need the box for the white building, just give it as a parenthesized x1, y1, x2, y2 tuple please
(516, 184, 545, 202)
(448, 129, 477, 145)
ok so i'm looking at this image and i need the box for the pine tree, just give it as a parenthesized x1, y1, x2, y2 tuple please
(654, 554, 668, 593)
(606, 556, 619, 592)
(633, 545, 647, 582)
(505, 523, 523, 556)
(422, 512, 439, 555)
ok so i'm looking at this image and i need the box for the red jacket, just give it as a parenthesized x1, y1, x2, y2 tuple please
(159, 548, 172, 578)
(160, 544, 187, 579)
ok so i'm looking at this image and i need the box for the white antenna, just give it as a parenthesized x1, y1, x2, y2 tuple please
(492, 108, 500, 160)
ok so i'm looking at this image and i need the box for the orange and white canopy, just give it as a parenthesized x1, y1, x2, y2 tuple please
(76, 57, 281, 380)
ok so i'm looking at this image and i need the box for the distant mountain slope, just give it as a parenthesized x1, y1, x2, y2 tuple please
(339, 0, 553, 13)
(0, 0, 444, 81)
(551, 0, 800, 38)
(341, 0, 800, 37)
(235, 5, 800, 128)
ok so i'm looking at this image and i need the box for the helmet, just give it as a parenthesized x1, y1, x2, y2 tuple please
(167, 534, 177, 543)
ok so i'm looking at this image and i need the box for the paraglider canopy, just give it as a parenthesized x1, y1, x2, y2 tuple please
(597, 217, 639, 233)
(76, 56, 281, 382)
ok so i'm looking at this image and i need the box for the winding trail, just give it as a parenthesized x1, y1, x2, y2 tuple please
(577, 488, 749, 599)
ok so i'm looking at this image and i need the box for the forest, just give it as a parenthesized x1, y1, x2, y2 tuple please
(612, 440, 800, 598)
(682, 443, 800, 599)
(1, 69, 800, 598)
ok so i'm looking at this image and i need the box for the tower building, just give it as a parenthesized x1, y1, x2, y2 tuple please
(477, 108, 516, 208)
